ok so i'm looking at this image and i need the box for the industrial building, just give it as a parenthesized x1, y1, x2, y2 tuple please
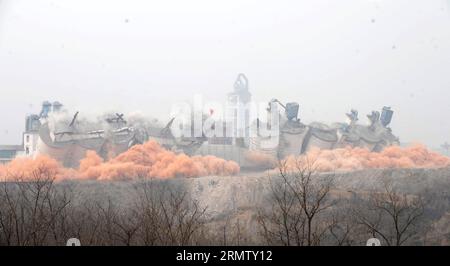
(0, 74, 400, 168)
(0, 101, 63, 164)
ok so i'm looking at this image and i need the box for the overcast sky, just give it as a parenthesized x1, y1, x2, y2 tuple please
(0, 0, 449, 147)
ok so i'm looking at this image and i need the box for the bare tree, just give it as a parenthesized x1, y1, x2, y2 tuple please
(353, 179, 425, 246)
(96, 199, 142, 246)
(258, 157, 334, 246)
(133, 180, 207, 246)
(257, 173, 306, 246)
(0, 166, 72, 246)
(325, 204, 359, 246)
(64, 200, 103, 246)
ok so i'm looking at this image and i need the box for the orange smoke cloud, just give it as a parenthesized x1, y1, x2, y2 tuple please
(284, 144, 450, 172)
(0, 140, 240, 182)
(2, 142, 448, 182)
(78, 141, 239, 180)
(0, 155, 67, 181)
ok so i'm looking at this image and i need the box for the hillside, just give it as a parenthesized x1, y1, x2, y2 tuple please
(62, 167, 450, 245)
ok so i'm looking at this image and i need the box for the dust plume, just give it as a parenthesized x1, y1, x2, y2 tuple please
(78, 140, 239, 180)
(0, 155, 67, 181)
(284, 144, 450, 172)
(0, 140, 240, 181)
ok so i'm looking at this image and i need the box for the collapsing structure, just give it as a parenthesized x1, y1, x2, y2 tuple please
(249, 100, 399, 160)
(16, 74, 399, 168)
(31, 102, 206, 167)
(27, 102, 147, 167)
(194, 74, 400, 166)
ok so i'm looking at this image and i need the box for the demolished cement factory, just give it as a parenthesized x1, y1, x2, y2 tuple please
(0, 74, 401, 169)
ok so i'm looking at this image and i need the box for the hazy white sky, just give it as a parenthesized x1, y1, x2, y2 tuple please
(0, 0, 449, 147)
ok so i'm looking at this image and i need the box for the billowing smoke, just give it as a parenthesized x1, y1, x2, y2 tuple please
(77, 140, 240, 180)
(2, 142, 449, 182)
(0, 155, 67, 181)
(283, 144, 450, 172)
(0, 140, 239, 182)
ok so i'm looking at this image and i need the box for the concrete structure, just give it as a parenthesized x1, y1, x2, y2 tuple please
(23, 114, 41, 157)
(34, 108, 151, 167)
(0, 101, 58, 164)
(253, 99, 400, 159)
(0, 75, 401, 169)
